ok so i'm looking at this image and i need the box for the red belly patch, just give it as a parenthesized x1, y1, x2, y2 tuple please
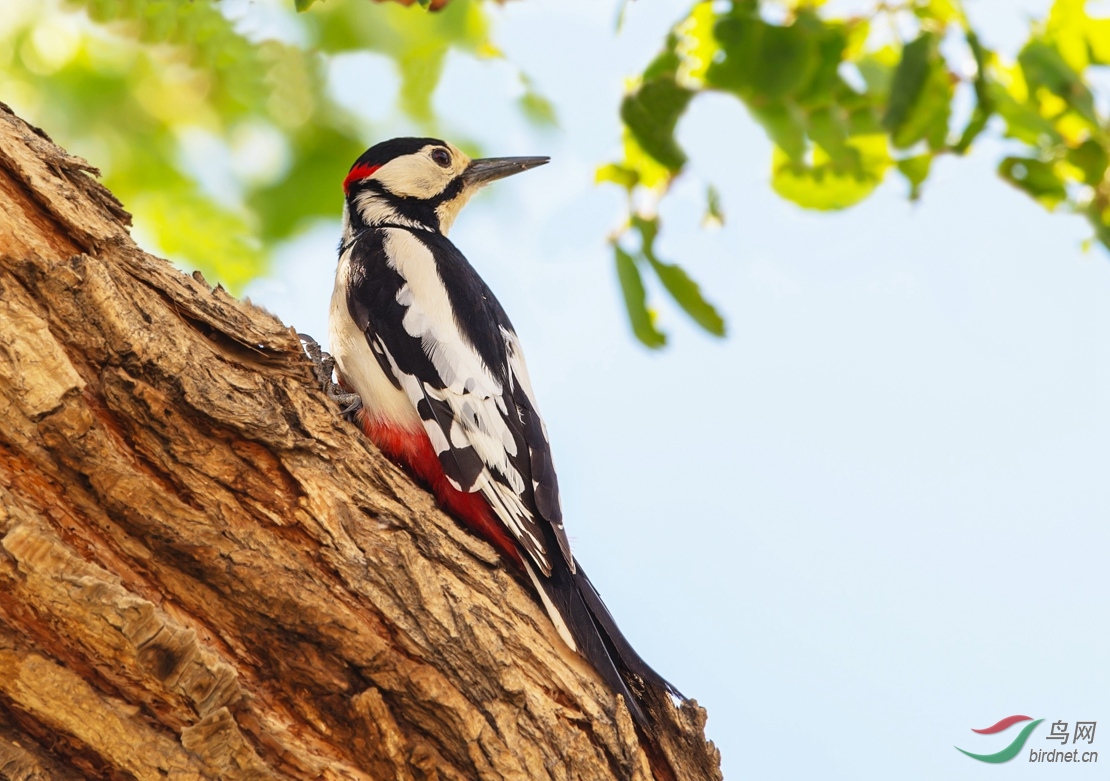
(358, 413, 523, 567)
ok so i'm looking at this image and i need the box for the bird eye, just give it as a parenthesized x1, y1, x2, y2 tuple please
(431, 148, 451, 167)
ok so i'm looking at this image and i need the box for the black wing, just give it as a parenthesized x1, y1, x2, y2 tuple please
(345, 226, 570, 573)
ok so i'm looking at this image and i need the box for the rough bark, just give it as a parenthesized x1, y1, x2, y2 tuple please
(0, 103, 721, 780)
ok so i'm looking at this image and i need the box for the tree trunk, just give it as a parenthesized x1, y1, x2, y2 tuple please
(0, 103, 721, 781)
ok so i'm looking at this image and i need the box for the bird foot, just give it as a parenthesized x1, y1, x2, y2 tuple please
(298, 333, 364, 419)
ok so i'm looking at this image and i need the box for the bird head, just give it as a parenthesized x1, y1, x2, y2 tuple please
(342, 137, 548, 236)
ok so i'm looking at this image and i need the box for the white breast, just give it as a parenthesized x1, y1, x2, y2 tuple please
(329, 251, 422, 431)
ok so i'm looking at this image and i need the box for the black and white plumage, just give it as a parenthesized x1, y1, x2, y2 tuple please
(327, 137, 681, 725)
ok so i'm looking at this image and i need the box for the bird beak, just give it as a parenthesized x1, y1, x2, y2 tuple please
(462, 156, 549, 187)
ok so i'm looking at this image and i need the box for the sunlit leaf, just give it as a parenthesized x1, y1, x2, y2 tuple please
(914, 0, 961, 25)
(619, 130, 675, 191)
(771, 136, 890, 210)
(1086, 18, 1110, 64)
(1045, 0, 1091, 71)
(595, 163, 639, 190)
(675, 2, 719, 87)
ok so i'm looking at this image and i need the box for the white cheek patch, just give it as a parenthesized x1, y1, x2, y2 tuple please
(374, 156, 450, 200)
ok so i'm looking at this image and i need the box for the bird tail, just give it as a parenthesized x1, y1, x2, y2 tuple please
(523, 556, 683, 729)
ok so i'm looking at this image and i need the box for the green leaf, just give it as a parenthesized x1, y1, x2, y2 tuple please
(745, 22, 819, 100)
(1067, 139, 1109, 186)
(896, 154, 932, 200)
(806, 104, 851, 163)
(1018, 40, 1097, 126)
(998, 157, 1067, 209)
(749, 104, 807, 161)
(884, 34, 934, 134)
(883, 32, 952, 149)
(620, 75, 692, 172)
(708, 13, 819, 100)
(647, 259, 726, 337)
(631, 213, 659, 254)
(294, 0, 320, 11)
(951, 107, 989, 154)
(642, 41, 682, 81)
(633, 215, 726, 337)
(614, 245, 666, 349)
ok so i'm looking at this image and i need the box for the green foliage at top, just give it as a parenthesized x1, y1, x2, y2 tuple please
(5, 0, 1107, 351)
(605, 0, 1110, 348)
(0, 0, 510, 291)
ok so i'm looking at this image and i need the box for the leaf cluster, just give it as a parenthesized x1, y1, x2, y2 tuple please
(605, 0, 1110, 347)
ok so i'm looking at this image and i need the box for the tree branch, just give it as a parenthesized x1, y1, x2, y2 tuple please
(0, 103, 720, 781)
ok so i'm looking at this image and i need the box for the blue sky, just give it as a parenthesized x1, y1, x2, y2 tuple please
(246, 1, 1110, 777)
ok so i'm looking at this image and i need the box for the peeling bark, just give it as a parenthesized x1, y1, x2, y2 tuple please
(0, 103, 721, 781)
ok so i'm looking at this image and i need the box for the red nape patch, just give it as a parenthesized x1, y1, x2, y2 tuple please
(342, 163, 381, 194)
(359, 414, 524, 567)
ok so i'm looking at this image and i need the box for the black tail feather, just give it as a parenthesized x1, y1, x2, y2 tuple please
(530, 553, 682, 729)
(572, 560, 685, 701)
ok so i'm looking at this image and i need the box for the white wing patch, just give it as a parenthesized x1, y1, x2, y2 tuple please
(379, 229, 550, 572)
(385, 231, 501, 395)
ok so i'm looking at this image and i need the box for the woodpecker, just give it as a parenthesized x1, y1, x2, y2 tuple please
(323, 137, 680, 725)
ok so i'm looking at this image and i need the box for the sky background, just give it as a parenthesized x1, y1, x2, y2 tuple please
(241, 1, 1110, 778)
